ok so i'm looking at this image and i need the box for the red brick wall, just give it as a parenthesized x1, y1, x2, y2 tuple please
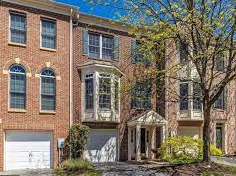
(0, 2, 71, 170)
(73, 23, 160, 161)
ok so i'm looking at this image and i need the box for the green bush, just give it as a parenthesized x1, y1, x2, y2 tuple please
(64, 124, 90, 159)
(160, 136, 223, 164)
(63, 159, 93, 172)
(54, 159, 101, 176)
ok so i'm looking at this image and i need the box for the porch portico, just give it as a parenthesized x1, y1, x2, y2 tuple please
(127, 110, 167, 161)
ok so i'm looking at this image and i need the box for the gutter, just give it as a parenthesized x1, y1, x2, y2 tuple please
(69, 9, 73, 127)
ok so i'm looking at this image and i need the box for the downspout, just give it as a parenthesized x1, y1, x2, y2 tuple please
(69, 9, 73, 127)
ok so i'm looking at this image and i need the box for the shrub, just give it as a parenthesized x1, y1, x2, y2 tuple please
(63, 159, 93, 172)
(160, 136, 223, 164)
(64, 124, 90, 159)
(54, 159, 101, 176)
(210, 144, 223, 156)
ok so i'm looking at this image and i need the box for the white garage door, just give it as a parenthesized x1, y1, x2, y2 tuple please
(84, 129, 117, 162)
(5, 131, 53, 170)
(178, 127, 201, 138)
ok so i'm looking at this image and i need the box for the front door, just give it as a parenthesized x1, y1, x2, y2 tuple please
(141, 128, 146, 154)
(216, 125, 223, 150)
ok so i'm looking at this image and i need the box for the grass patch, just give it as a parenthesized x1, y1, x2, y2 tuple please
(201, 165, 236, 176)
(54, 159, 100, 176)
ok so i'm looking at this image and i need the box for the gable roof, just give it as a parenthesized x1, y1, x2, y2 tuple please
(127, 110, 167, 127)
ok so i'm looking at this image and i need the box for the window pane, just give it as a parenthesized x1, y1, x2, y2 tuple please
(10, 92, 25, 109)
(99, 78, 111, 109)
(41, 69, 56, 111)
(41, 77, 55, 95)
(10, 66, 26, 109)
(10, 13, 26, 44)
(193, 83, 201, 110)
(132, 82, 151, 109)
(179, 41, 188, 62)
(180, 83, 188, 110)
(85, 78, 94, 109)
(102, 36, 114, 59)
(10, 74, 26, 93)
(215, 53, 224, 71)
(41, 20, 56, 49)
(41, 95, 55, 111)
(215, 92, 224, 109)
(115, 81, 119, 111)
(89, 33, 100, 58)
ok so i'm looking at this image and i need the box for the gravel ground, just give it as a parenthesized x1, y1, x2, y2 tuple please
(94, 162, 168, 176)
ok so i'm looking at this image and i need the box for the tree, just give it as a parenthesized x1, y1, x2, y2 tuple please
(85, 0, 236, 163)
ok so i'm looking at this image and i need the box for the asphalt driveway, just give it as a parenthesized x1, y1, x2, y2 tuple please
(0, 169, 54, 176)
(94, 162, 167, 176)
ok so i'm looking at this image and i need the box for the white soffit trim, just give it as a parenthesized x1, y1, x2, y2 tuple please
(79, 13, 129, 33)
(3, 0, 78, 16)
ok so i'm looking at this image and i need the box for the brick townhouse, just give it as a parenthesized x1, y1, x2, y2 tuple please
(74, 14, 236, 162)
(0, 0, 77, 171)
(0, 0, 236, 172)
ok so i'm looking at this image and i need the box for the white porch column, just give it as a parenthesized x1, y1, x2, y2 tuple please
(151, 127, 156, 159)
(128, 127, 132, 160)
(136, 124, 141, 161)
(161, 124, 167, 143)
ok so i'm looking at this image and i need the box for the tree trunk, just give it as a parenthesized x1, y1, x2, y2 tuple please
(203, 107, 211, 163)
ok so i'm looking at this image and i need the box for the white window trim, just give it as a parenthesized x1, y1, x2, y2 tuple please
(40, 18, 57, 51)
(82, 70, 120, 121)
(8, 67, 27, 111)
(88, 33, 114, 59)
(39, 71, 56, 113)
(9, 12, 27, 46)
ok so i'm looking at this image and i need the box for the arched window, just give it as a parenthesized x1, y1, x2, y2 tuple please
(40, 68, 56, 111)
(9, 64, 26, 109)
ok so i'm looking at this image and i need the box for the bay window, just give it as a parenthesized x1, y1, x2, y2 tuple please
(99, 74, 111, 109)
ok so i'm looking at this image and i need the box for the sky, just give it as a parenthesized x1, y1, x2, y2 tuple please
(56, 0, 120, 19)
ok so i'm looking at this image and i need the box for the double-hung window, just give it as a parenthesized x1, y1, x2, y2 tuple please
(99, 74, 111, 109)
(115, 80, 119, 111)
(179, 41, 188, 63)
(40, 69, 56, 111)
(131, 40, 151, 65)
(180, 81, 188, 110)
(214, 88, 227, 110)
(9, 65, 26, 109)
(41, 19, 56, 49)
(85, 73, 94, 109)
(132, 82, 151, 109)
(88, 33, 114, 59)
(214, 52, 225, 71)
(193, 82, 202, 110)
(10, 13, 26, 44)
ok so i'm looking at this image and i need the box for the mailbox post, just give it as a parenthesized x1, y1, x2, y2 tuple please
(58, 138, 65, 167)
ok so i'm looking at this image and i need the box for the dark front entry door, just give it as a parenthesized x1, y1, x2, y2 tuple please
(216, 125, 223, 150)
(141, 128, 146, 154)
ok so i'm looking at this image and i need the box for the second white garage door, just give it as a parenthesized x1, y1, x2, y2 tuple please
(5, 131, 53, 170)
(84, 129, 118, 162)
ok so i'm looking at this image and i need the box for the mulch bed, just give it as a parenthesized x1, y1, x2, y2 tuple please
(151, 162, 235, 176)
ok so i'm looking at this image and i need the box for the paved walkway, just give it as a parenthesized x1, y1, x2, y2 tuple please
(0, 169, 55, 176)
(212, 156, 236, 167)
(94, 162, 167, 176)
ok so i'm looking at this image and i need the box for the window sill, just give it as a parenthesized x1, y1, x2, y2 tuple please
(88, 57, 119, 62)
(8, 42, 26, 48)
(40, 111, 56, 114)
(8, 109, 26, 113)
(40, 47, 57, 52)
(98, 109, 112, 112)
